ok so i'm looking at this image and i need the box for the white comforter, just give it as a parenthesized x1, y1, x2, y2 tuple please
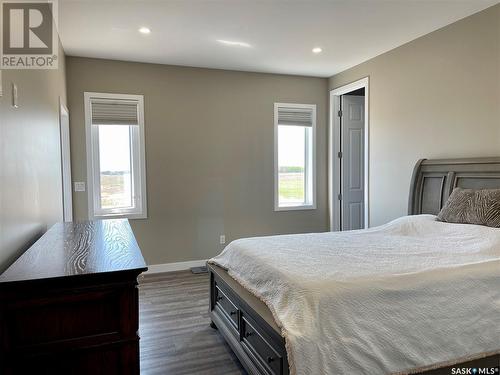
(209, 215, 500, 375)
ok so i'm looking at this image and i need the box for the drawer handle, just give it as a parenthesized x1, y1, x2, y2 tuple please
(267, 356, 274, 363)
(245, 332, 252, 337)
(230, 310, 237, 316)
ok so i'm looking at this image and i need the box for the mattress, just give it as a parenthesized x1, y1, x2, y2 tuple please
(209, 214, 500, 375)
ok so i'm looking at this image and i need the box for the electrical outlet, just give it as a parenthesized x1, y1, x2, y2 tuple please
(74, 182, 86, 192)
(219, 235, 226, 245)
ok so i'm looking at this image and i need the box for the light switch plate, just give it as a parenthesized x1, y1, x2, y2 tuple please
(74, 182, 86, 192)
(12, 83, 18, 108)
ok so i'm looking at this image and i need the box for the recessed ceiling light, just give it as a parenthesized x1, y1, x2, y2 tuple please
(217, 39, 251, 48)
(139, 27, 151, 34)
(312, 47, 322, 54)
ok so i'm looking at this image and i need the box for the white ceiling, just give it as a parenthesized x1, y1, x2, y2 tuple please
(59, 0, 500, 77)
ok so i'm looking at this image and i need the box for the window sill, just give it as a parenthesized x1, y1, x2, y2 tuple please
(274, 204, 316, 212)
(91, 212, 148, 220)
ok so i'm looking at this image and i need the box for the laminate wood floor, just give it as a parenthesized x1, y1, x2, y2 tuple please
(139, 271, 246, 375)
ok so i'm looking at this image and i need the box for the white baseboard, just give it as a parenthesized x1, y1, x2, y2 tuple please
(145, 259, 207, 274)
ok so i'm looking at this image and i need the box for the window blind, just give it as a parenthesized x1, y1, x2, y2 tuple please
(277, 106, 313, 127)
(91, 99, 139, 125)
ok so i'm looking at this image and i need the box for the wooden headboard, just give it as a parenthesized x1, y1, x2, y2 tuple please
(408, 157, 500, 215)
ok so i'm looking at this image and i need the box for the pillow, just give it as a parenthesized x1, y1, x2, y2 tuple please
(437, 187, 500, 227)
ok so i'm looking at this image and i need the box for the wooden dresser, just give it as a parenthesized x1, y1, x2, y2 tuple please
(0, 219, 147, 375)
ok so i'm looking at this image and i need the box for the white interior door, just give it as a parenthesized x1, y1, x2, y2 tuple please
(341, 95, 364, 230)
(60, 103, 73, 222)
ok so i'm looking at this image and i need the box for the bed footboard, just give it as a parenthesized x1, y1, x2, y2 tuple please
(208, 264, 500, 375)
(208, 263, 289, 375)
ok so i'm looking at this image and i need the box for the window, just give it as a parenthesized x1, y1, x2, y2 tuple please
(274, 103, 316, 210)
(85, 92, 147, 219)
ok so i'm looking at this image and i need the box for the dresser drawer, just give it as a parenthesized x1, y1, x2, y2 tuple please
(4, 289, 121, 348)
(214, 285, 239, 330)
(241, 316, 282, 375)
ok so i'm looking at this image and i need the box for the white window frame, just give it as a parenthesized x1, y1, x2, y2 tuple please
(274, 102, 317, 211)
(84, 92, 147, 220)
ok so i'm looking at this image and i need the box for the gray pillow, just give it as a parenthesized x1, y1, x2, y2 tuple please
(437, 187, 500, 227)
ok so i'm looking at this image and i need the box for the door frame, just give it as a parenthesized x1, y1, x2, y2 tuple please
(329, 77, 369, 231)
(59, 99, 73, 222)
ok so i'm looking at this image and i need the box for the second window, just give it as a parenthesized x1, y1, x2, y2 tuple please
(274, 103, 316, 210)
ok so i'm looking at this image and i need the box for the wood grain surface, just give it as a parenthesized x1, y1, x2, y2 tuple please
(0, 219, 147, 283)
(139, 271, 245, 375)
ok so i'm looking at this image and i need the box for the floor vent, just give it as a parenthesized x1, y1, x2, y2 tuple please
(190, 266, 208, 274)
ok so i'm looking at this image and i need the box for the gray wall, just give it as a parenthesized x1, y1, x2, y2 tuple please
(329, 4, 500, 227)
(66, 58, 329, 265)
(0, 42, 67, 272)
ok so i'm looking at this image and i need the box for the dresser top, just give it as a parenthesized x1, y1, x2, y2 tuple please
(0, 219, 147, 283)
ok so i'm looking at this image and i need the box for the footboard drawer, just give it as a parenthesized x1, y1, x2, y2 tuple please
(209, 264, 289, 375)
(214, 284, 239, 330)
(241, 315, 282, 375)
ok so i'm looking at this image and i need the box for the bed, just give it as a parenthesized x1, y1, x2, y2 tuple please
(208, 157, 500, 375)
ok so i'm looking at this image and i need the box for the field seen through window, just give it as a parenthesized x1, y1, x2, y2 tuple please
(279, 166, 305, 204)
